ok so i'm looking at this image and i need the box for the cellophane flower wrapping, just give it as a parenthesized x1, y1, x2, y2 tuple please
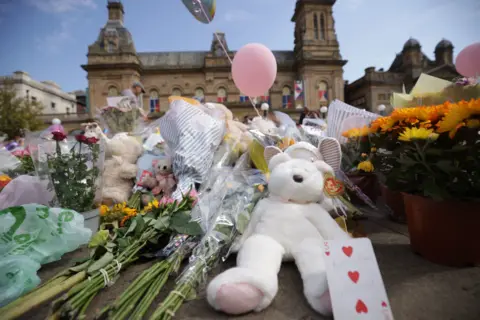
(36, 136, 105, 212)
(174, 153, 268, 290)
(99, 95, 146, 136)
(158, 98, 225, 200)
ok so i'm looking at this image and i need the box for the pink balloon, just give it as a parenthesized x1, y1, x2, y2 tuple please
(232, 43, 277, 97)
(455, 42, 480, 78)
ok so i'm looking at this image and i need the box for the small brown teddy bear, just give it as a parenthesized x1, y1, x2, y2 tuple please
(141, 158, 176, 197)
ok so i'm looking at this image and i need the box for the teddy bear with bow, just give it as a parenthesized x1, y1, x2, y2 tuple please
(141, 157, 176, 196)
(206, 139, 349, 317)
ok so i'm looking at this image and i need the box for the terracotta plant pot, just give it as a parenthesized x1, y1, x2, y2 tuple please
(379, 184, 406, 223)
(345, 172, 378, 205)
(403, 193, 480, 267)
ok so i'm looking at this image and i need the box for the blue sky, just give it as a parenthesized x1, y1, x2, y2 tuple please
(0, 0, 478, 93)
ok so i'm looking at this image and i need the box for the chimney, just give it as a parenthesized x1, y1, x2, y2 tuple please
(107, 0, 124, 23)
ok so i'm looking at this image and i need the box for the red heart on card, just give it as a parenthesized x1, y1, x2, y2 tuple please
(342, 246, 353, 257)
(348, 271, 360, 283)
(382, 301, 388, 308)
(325, 251, 330, 256)
(355, 299, 368, 314)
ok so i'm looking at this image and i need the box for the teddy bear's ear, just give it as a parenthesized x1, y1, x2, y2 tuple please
(318, 137, 342, 172)
(264, 146, 283, 165)
(268, 153, 291, 171)
(314, 160, 334, 174)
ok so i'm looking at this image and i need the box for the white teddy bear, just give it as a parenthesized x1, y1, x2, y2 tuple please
(207, 141, 349, 316)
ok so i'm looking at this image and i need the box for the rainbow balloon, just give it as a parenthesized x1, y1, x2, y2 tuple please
(181, 0, 216, 24)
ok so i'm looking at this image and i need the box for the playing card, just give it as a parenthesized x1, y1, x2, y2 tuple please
(324, 238, 394, 320)
(324, 237, 376, 266)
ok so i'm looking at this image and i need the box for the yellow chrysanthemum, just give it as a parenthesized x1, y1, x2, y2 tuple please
(342, 126, 369, 138)
(152, 198, 159, 208)
(371, 147, 377, 153)
(123, 207, 137, 217)
(357, 160, 374, 172)
(99, 205, 109, 216)
(398, 127, 439, 142)
(369, 117, 396, 133)
(437, 99, 480, 138)
(113, 202, 126, 211)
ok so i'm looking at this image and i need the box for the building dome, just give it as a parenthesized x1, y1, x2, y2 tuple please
(403, 38, 420, 49)
(435, 39, 453, 51)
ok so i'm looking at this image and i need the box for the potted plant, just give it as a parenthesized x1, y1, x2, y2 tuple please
(377, 98, 480, 266)
(341, 126, 378, 205)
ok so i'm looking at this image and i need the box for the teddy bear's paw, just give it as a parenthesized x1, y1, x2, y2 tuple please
(215, 283, 264, 315)
(310, 289, 333, 316)
(303, 274, 333, 316)
(207, 267, 278, 314)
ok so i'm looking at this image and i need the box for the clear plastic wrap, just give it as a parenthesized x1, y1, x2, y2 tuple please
(35, 136, 105, 212)
(98, 95, 146, 136)
(0, 149, 21, 174)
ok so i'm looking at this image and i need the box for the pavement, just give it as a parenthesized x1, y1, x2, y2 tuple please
(24, 212, 480, 320)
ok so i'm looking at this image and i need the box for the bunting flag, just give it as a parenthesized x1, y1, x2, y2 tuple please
(318, 90, 328, 101)
(240, 95, 249, 103)
(150, 98, 160, 112)
(294, 81, 304, 100)
(282, 95, 293, 109)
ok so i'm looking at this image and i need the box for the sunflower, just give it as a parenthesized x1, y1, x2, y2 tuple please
(357, 160, 374, 172)
(437, 99, 480, 138)
(398, 127, 439, 142)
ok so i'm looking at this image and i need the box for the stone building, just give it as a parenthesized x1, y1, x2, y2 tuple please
(82, 0, 347, 119)
(0, 71, 77, 115)
(345, 38, 459, 113)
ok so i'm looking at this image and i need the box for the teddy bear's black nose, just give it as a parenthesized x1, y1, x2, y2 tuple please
(163, 166, 167, 170)
(293, 175, 303, 183)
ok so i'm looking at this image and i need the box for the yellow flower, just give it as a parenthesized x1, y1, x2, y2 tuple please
(123, 207, 137, 217)
(398, 127, 438, 142)
(99, 205, 109, 216)
(371, 147, 377, 153)
(342, 126, 369, 138)
(152, 199, 159, 208)
(278, 137, 295, 150)
(437, 99, 480, 138)
(113, 202, 126, 211)
(357, 160, 374, 172)
(466, 119, 480, 128)
(370, 117, 396, 133)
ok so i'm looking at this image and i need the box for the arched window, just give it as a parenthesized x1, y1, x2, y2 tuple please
(282, 86, 293, 109)
(320, 13, 326, 40)
(318, 81, 328, 104)
(108, 86, 118, 97)
(313, 14, 319, 40)
(195, 88, 205, 103)
(172, 88, 182, 97)
(149, 90, 159, 113)
(217, 87, 227, 103)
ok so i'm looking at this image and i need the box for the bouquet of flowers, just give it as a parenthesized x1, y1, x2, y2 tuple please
(100, 96, 144, 135)
(36, 127, 105, 212)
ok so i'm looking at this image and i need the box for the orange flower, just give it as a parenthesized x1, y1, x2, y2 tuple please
(342, 126, 370, 138)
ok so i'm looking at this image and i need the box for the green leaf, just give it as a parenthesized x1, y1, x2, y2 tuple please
(153, 216, 170, 231)
(185, 289, 197, 301)
(125, 219, 137, 236)
(172, 222, 203, 236)
(116, 238, 130, 250)
(236, 213, 250, 234)
(87, 251, 114, 274)
(68, 260, 90, 273)
(435, 160, 457, 173)
(88, 230, 110, 249)
(170, 211, 192, 227)
(133, 216, 146, 238)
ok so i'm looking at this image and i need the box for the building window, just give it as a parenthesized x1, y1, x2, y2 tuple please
(260, 91, 270, 105)
(282, 86, 293, 109)
(51, 102, 56, 109)
(31, 97, 37, 102)
(240, 93, 249, 103)
(320, 13, 326, 40)
(149, 90, 160, 113)
(195, 88, 205, 103)
(108, 86, 118, 97)
(318, 81, 328, 102)
(313, 14, 319, 40)
(378, 93, 386, 101)
(172, 88, 182, 97)
(217, 87, 227, 103)
(66, 107, 70, 115)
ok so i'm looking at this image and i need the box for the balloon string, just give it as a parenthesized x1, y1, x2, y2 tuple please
(195, 0, 261, 117)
